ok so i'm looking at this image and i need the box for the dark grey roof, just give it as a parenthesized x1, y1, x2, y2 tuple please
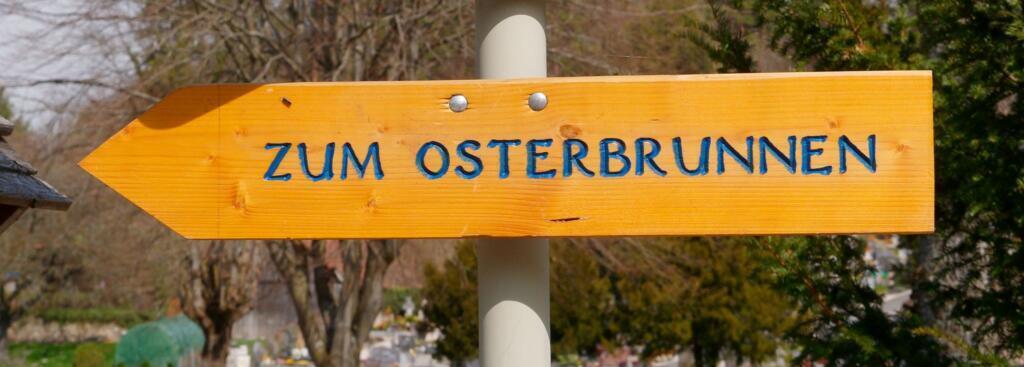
(0, 116, 71, 210)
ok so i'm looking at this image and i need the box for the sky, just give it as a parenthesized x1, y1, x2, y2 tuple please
(0, 0, 131, 126)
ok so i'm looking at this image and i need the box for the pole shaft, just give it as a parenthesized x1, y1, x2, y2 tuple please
(477, 0, 547, 78)
(475, 1, 551, 366)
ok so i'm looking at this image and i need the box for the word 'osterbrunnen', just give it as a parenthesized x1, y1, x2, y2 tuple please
(262, 135, 877, 181)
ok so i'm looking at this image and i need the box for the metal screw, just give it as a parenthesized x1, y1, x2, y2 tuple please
(449, 94, 468, 112)
(528, 92, 548, 111)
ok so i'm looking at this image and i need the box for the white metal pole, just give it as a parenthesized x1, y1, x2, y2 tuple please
(475, 1, 551, 367)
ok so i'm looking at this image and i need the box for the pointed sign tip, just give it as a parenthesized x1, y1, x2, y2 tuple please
(77, 152, 95, 173)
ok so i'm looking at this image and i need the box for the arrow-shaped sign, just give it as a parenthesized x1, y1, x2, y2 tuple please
(80, 72, 934, 239)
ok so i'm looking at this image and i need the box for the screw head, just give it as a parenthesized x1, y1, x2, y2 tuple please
(448, 94, 468, 112)
(528, 92, 548, 111)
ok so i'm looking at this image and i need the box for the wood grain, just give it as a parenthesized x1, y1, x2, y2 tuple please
(79, 72, 934, 239)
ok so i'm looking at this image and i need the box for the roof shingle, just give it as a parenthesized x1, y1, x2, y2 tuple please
(0, 116, 71, 210)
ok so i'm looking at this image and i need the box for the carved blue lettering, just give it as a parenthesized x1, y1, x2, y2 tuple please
(600, 138, 631, 177)
(487, 139, 522, 179)
(297, 143, 335, 181)
(563, 139, 594, 177)
(717, 137, 754, 174)
(455, 140, 483, 179)
(672, 137, 710, 176)
(526, 139, 556, 179)
(759, 136, 797, 174)
(839, 135, 876, 173)
(416, 141, 449, 179)
(801, 135, 832, 175)
(264, 143, 292, 181)
(635, 138, 667, 176)
(340, 142, 384, 179)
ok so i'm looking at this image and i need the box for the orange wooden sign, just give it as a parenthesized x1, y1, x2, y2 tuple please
(80, 72, 934, 239)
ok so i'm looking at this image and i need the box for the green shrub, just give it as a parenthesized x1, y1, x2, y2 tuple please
(8, 342, 118, 367)
(383, 288, 421, 315)
(73, 343, 116, 367)
(8, 343, 79, 367)
(36, 307, 153, 328)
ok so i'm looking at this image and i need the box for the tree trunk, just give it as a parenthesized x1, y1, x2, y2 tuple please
(330, 240, 399, 367)
(267, 239, 402, 367)
(907, 235, 937, 324)
(694, 344, 705, 367)
(267, 240, 331, 366)
(200, 316, 234, 366)
(0, 310, 11, 358)
(181, 241, 262, 366)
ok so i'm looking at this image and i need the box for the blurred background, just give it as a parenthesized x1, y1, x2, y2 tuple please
(0, 1, 1021, 366)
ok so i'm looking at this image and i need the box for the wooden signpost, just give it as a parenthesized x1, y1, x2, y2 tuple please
(80, 71, 934, 240)
(79, 2, 934, 365)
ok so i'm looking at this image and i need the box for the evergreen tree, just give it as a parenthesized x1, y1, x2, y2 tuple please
(420, 242, 479, 367)
(761, 236, 953, 365)
(421, 238, 797, 366)
(701, 0, 1023, 363)
(621, 238, 796, 366)
(549, 240, 617, 359)
(420, 241, 620, 365)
